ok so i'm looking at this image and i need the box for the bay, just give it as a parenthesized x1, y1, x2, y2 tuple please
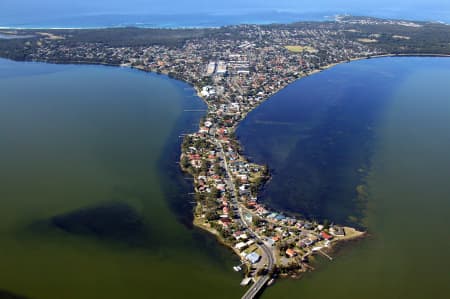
(0, 59, 241, 299)
(2, 55, 450, 299)
(237, 57, 450, 298)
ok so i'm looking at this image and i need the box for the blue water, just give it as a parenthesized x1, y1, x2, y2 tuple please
(0, 11, 333, 29)
(1, 1, 449, 28)
(237, 57, 450, 227)
(257, 56, 450, 299)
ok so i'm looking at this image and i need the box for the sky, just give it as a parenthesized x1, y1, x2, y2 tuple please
(1, 0, 449, 26)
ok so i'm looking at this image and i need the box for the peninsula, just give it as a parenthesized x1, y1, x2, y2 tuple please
(1, 16, 450, 298)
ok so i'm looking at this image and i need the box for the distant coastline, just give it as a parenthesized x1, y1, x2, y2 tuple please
(1, 16, 449, 298)
(1, 9, 450, 30)
(0, 11, 332, 30)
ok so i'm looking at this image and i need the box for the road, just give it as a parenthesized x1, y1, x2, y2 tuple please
(242, 275, 270, 299)
(215, 140, 275, 299)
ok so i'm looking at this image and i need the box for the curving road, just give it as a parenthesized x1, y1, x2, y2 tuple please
(215, 141, 275, 299)
(241, 241, 274, 299)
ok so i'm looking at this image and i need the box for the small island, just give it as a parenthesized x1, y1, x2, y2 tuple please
(1, 16, 449, 298)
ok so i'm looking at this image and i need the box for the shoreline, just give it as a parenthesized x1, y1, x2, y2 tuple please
(2, 53, 448, 292)
(0, 16, 450, 299)
(180, 56, 373, 279)
(1, 17, 450, 297)
(177, 52, 448, 284)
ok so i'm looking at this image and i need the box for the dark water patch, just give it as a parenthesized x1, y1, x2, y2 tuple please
(259, 86, 382, 227)
(157, 88, 206, 228)
(262, 57, 450, 299)
(50, 202, 148, 245)
(0, 59, 241, 299)
(160, 164, 196, 228)
(154, 81, 244, 266)
(0, 290, 29, 299)
(237, 58, 414, 228)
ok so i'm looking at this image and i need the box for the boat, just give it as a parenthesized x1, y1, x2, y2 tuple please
(233, 266, 242, 272)
(267, 278, 275, 286)
(240, 277, 252, 286)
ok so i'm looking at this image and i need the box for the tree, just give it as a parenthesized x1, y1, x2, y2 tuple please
(252, 216, 262, 227)
(206, 210, 219, 221)
(181, 156, 190, 169)
(209, 187, 221, 200)
(278, 241, 288, 252)
(257, 268, 268, 276)
(269, 266, 280, 277)
(262, 164, 270, 176)
(323, 219, 330, 229)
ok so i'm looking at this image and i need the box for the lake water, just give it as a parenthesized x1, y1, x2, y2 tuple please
(238, 59, 401, 227)
(1, 57, 450, 299)
(237, 57, 450, 298)
(0, 59, 242, 299)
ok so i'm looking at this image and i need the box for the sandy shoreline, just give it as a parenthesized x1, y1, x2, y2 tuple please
(178, 56, 374, 277)
(176, 52, 450, 259)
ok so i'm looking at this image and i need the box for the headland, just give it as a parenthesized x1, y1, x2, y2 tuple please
(1, 15, 449, 298)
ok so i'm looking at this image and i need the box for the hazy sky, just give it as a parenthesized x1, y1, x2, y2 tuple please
(1, 0, 449, 23)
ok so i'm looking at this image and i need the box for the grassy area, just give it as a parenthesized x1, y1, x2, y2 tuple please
(339, 227, 366, 240)
(285, 45, 317, 53)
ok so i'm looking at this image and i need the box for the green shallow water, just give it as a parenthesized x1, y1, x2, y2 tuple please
(0, 59, 241, 299)
(259, 58, 450, 298)
(2, 57, 450, 299)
